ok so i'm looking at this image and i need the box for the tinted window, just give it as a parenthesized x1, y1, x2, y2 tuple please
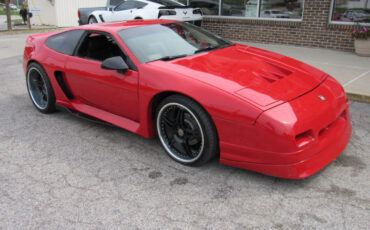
(45, 30, 84, 55)
(135, 1, 148, 8)
(115, 1, 146, 10)
(148, 0, 184, 7)
(110, 0, 125, 6)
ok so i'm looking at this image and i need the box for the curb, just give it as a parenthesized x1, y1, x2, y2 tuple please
(346, 91, 370, 103)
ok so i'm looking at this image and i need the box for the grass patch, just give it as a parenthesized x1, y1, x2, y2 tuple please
(0, 10, 19, 15)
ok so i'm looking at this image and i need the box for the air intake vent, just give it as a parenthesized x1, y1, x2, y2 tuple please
(254, 60, 293, 83)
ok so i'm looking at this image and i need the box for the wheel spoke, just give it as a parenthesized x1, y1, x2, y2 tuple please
(169, 136, 175, 145)
(163, 116, 175, 128)
(182, 138, 193, 157)
(175, 108, 185, 127)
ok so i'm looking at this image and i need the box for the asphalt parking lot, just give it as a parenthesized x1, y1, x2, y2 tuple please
(0, 41, 369, 229)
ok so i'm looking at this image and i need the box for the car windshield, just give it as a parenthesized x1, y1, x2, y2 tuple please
(117, 22, 233, 63)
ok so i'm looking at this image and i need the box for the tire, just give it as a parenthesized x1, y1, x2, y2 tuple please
(155, 95, 218, 166)
(26, 63, 56, 114)
(88, 16, 98, 24)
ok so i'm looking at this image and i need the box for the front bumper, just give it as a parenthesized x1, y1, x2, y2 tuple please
(217, 76, 352, 179)
(221, 116, 352, 179)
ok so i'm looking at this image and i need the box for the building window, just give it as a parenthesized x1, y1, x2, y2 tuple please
(188, 0, 304, 19)
(331, 0, 370, 24)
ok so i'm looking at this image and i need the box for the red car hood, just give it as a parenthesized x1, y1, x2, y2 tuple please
(150, 44, 327, 110)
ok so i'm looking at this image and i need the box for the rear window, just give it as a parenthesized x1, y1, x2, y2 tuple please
(110, 0, 124, 6)
(148, 0, 184, 7)
(45, 30, 84, 55)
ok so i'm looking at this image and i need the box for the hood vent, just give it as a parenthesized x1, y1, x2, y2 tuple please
(253, 60, 293, 83)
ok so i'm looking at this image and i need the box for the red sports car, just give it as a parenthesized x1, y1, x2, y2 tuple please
(24, 20, 352, 179)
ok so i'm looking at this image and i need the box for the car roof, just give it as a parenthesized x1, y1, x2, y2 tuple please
(76, 19, 179, 33)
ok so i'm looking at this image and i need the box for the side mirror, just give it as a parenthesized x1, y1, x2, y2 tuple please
(101, 56, 128, 74)
(108, 7, 114, 11)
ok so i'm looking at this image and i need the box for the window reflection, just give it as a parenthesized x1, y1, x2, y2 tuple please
(189, 0, 220, 15)
(221, 0, 257, 17)
(188, 0, 303, 19)
(331, 0, 370, 23)
(260, 0, 303, 19)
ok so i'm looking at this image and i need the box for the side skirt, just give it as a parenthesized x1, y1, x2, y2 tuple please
(56, 101, 141, 134)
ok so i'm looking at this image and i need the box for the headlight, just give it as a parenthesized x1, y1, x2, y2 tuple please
(158, 10, 177, 18)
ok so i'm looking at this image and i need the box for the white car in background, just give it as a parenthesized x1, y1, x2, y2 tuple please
(88, 0, 203, 26)
(9, 3, 19, 11)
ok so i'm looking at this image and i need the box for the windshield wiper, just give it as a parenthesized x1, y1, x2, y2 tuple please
(194, 44, 232, 54)
(150, 54, 188, 62)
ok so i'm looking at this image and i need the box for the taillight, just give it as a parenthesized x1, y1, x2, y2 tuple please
(158, 10, 176, 18)
(78, 10, 81, 19)
(193, 9, 202, 15)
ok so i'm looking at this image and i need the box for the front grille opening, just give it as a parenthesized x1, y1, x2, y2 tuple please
(295, 130, 314, 148)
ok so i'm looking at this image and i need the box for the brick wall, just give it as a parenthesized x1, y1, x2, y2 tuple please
(203, 0, 355, 51)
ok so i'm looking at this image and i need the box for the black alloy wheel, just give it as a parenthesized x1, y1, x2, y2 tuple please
(26, 63, 56, 113)
(156, 95, 218, 165)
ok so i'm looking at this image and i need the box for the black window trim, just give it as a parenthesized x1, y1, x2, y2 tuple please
(73, 30, 138, 72)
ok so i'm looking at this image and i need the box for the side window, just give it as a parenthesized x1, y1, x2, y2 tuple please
(45, 30, 84, 55)
(134, 1, 147, 8)
(76, 32, 136, 70)
(110, 0, 124, 7)
(115, 1, 137, 11)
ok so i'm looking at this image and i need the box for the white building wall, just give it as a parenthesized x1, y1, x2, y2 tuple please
(55, 0, 106, 27)
(28, 0, 57, 26)
(28, 0, 106, 27)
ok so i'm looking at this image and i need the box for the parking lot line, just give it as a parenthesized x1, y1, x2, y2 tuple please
(343, 70, 370, 88)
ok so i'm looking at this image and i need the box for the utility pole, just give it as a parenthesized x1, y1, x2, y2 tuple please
(6, 0, 12, 31)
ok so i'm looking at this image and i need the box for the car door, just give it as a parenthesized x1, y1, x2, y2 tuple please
(106, 1, 139, 21)
(63, 31, 140, 121)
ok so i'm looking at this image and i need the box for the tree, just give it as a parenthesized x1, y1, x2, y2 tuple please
(6, 0, 12, 31)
